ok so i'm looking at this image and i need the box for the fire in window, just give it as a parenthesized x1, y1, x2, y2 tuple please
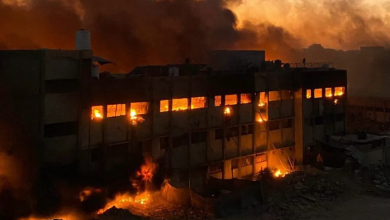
(314, 88, 323, 98)
(215, 96, 222, 107)
(130, 102, 150, 115)
(306, 89, 312, 99)
(325, 88, 333, 98)
(160, 100, 170, 112)
(91, 106, 103, 120)
(191, 97, 207, 109)
(172, 98, 188, 111)
(259, 92, 267, 107)
(107, 104, 126, 117)
(225, 94, 238, 105)
(334, 87, 345, 96)
(241, 94, 252, 104)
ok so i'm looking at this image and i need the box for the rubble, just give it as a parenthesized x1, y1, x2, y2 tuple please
(358, 165, 390, 191)
(96, 207, 144, 220)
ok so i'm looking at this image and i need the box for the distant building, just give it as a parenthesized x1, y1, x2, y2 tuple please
(0, 37, 347, 191)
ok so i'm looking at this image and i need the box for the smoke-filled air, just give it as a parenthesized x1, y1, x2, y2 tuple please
(1, 0, 389, 72)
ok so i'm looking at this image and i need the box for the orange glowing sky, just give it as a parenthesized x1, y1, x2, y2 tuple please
(228, 0, 390, 49)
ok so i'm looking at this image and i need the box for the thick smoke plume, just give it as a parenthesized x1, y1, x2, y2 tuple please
(1, 0, 390, 72)
(0, 0, 303, 72)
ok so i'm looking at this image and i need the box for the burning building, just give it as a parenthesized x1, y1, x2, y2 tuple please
(0, 30, 347, 210)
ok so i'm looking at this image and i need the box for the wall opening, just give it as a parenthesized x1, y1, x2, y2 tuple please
(91, 106, 103, 120)
(225, 94, 238, 105)
(215, 96, 222, 107)
(191, 97, 207, 109)
(240, 93, 252, 104)
(314, 89, 323, 99)
(107, 104, 126, 118)
(160, 100, 170, 112)
(172, 98, 189, 111)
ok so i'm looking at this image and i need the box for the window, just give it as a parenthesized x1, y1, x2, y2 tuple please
(315, 116, 324, 125)
(215, 129, 224, 140)
(269, 91, 280, 101)
(107, 104, 126, 117)
(240, 94, 252, 104)
(91, 148, 103, 162)
(232, 159, 239, 169)
(191, 97, 207, 109)
(173, 133, 188, 148)
(209, 162, 223, 174)
(130, 102, 149, 115)
(91, 106, 103, 120)
(192, 131, 207, 144)
(160, 137, 169, 150)
(306, 89, 312, 99)
(241, 156, 253, 167)
(242, 125, 254, 135)
(259, 92, 267, 107)
(215, 96, 222, 107)
(281, 90, 292, 100)
(268, 121, 280, 131)
(225, 94, 238, 105)
(44, 122, 78, 138)
(335, 113, 345, 122)
(172, 98, 188, 111)
(314, 88, 323, 98)
(255, 154, 267, 164)
(325, 88, 333, 98)
(229, 126, 239, 137)
(160, 100, 170, 112)
(282, 119, 293, 128)
(334, 87, 345, 96)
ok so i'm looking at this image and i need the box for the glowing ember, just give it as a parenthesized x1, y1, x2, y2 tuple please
(224, 106, 233, 116)
(92, 109, 103, 119)
(129, 110, 145, 125)
(334, 99, 339, 105)
(97, 192, 152, 214)
(274, 169, 289, 178)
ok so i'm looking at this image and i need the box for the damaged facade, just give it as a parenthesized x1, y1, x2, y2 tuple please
(0, 35, 347, 194)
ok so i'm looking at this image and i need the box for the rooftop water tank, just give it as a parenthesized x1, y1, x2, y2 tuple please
(76, 29, 91, 50)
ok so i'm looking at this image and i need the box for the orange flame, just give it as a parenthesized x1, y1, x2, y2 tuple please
(97, 191, 152, 215)
(274, 169, 289, 178)
(224, 106, 232, 116)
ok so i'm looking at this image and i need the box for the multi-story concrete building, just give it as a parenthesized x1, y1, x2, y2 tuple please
(0, 44, 347, 190)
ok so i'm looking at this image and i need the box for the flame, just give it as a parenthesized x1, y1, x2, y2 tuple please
(93, 109, 103, 119)
(224, 106, 232, 116)
(334, 99, 339, 105)
(258, 117, 267, 123)
(274, 169, 289, 178)
(259, 102, 266, 107)
(129, 109, 144, 125)
(97, 191, 152, 215)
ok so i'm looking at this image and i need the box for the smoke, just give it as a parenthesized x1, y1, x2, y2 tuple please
(0, 0, 302, 72)
(230, 0, 390, 50)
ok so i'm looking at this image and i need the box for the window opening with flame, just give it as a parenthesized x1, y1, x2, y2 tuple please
(172, 98, 188, 111)
(107, 104, 126, 118)
(225, 94, 238, 105)
(314, 88, 323, 98)
(306, 89, 312, 99)
(215, 95, 222, 107)
(160, 100, 170, 112)
(130, 102, 150, 115)
(240, 93, 252, 104)
(259, 92, 267, 107)
(191, 97, 207, 109)
(91, 106, 103, 120)
(334, 87, 345, 97)
(325, 88, 333, 98)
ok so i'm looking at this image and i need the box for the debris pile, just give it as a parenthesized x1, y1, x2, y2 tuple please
(266, 169, 347, 219)
(359, 165, 390, 191)
(96, 207, 143, 220)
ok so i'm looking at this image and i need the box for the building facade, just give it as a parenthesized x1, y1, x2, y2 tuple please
(0, 49, 347, 190)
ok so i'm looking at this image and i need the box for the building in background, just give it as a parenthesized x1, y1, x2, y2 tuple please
(0, 32, 347, 192)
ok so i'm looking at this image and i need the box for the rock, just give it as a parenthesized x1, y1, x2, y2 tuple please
(299, 195, 317, 203)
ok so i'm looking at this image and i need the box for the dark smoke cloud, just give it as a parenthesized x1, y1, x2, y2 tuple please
(0, 0, 301, 72)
